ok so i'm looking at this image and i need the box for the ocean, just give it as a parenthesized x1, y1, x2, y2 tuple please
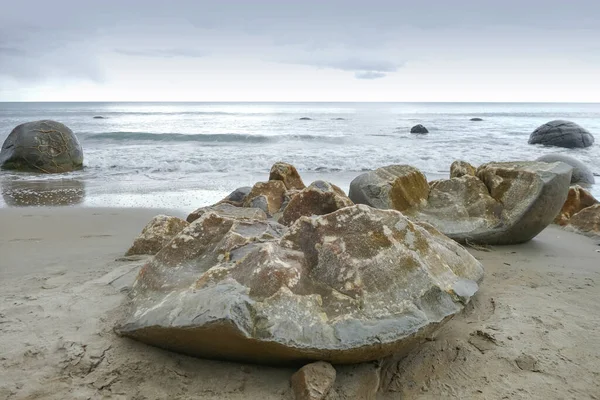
(0, 102, 599, 211)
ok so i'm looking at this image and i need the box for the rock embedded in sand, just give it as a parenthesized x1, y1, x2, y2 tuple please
(126, 215, 189, 256)
(554, 186, 598, 226)
(116, 205, 483, 364)
(279, 180, 353, 226)
(450, 160, 477, 178)
(269, 162, 306, 190)
(536, 153, 595, 185)
(410, 124, 429, 134)
(243, 180, 287, 215)
(567, 204, 600, 237)
(0, 120, 84, 173)
(528, 120, 594, 148)
(187, 202, 267, 224)
(291, 361, 336, 400)
(348, 165, 429, 212)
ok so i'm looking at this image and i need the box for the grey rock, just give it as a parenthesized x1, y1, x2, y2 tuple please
(470, 118, 483, 122)
(536, 153, 595, 185)
(299, 117, 312, 120)
(410, 124, 429, 134)
(93, 116, 105, 119)
(222, 186, 252, 204)
(116, 205, 483, 364)
(528, 120, 594, 148)
(0, 120, 84, 173)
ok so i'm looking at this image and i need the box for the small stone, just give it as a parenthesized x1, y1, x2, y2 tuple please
(410, 124, 429, 134)
(515, 354, 540, 372)
(291, 361, 336, 400)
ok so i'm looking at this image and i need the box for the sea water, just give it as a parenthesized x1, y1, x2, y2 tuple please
(0, 102, 598, 211)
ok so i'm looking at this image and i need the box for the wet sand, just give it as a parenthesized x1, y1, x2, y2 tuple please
(0, 207, 599, 399)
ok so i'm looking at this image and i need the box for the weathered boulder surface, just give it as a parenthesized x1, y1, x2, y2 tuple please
(219, 186, 252, 206)
(243, 180, 287, 215)
(187, 202, 267, 224)
(291, 361, 336, 400)
(554, 186, 598, 226)
(279, 180, 353, 226)
(567, 204, 600, 237)
(426, 161, 572, 244)
(269, 162, 306, 190)
(354, 162, 572, 245)
(450, 160, 476, 178)
(0, 120, 84, 173)
(126, 215, 189, 256)
(410, 124, 429, 134)
(536, 154, 595, 185)
(116, 205, 483, 364)
(348, 165, 429, 212)
(528, 120, 595, 148)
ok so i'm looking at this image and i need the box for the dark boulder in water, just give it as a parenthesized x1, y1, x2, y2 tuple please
(333, 117, 345, 120)
(299, 117, 312, 120)
(529, 120, 594, 148)
(93, 116, 105, 119)
(0, 120, 84, 173)
(470, 118, 483, 122)
(536, 153, 595, 185)
(410, 124, 429, 134)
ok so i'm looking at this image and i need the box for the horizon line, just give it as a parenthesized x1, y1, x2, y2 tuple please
(1, 101, 600, 104)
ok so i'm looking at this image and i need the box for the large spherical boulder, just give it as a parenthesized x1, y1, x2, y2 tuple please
(536, 153, 595, 185)
(410, 124, 429, 134)
(116, 205, 483, 364)
(528, 120, 594, 148)
(0, 120, 83, 173)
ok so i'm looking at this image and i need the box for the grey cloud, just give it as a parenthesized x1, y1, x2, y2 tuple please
(355, 71, 387, 79)
(114, 48, 207, 58)
(0, 47, 26, 56)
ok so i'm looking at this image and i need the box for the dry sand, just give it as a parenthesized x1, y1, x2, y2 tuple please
(0, 207, 599, 400)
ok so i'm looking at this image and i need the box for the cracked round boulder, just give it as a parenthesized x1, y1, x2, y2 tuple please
(350, 162, 572, 245)
(115, 205, 483, 365)
(0, 120, 84, 173)
(528, 120, 594, 148)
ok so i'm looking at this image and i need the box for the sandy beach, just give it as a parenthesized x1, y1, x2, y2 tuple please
(0, 206, 598, 399)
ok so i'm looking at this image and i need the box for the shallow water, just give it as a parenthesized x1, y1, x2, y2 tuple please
(1, 102, 598, 211)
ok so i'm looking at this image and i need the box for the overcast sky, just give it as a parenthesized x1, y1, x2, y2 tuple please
(1, 0, 599, 102)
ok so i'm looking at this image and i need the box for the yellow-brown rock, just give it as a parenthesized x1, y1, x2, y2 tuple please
(450, 160, 477, 178)
(279, 180, 353, 226)
(291, 361, 336, 400)
(126, 215, 189, 256)
(554, 186, 598, 226)
(568, 204, 600, 237)
(269, 162, 306, 190)
(243, 180, 287, 215)
(348, 165, 429, 212)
